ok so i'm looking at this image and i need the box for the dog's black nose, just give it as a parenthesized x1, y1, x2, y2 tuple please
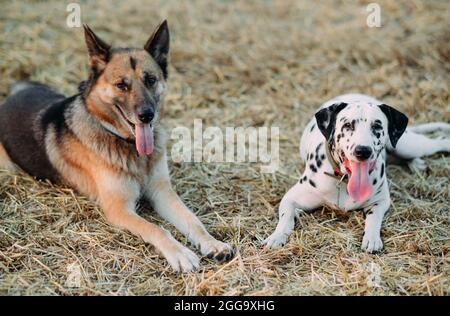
(137, 109, 154, 124)
(354, 145, 373, 161)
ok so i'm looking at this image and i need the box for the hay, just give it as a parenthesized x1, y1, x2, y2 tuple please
(0, 0, 449, 295)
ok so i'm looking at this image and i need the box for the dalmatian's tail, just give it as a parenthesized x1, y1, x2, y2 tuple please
(408, 122, 450, 133)
(392, 122, 450, 170)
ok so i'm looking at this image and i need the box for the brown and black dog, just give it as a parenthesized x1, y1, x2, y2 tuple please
(0, 21, 234, 272)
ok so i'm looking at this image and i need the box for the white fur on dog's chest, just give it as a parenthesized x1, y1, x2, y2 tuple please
(323, 185, 363, 211)
(316, 175, 379, 211)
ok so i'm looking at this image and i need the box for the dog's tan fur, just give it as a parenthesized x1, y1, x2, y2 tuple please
(0, 21, 233, 272)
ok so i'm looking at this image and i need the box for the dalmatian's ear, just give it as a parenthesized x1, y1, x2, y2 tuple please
(315, 102, 348, 142)
(378, 104, 408, 148)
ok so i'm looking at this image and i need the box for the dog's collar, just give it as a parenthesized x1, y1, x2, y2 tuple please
(110, 130, 135, 145)
(324, 141, 348, 183)
(100, 121, 135, 145)
(325, 141, 344, 176)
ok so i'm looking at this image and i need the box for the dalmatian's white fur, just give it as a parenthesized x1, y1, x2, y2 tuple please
(263, 94, 450, 253)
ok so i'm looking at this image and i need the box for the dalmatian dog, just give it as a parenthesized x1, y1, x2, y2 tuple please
(263, 93, 450, 253)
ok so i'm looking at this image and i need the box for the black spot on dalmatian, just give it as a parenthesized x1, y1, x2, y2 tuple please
(309, 179, 316, 187)
(363, 210, 373, 219)
(320, 154, 325, 160)
(316, 159, 322, 168)
(377, 180, 384, 190)
(310, 164, 317, 173)
(380, 163, 385, 178)
(310, 124, 315, 132)
(373, 178, 377, 185)
(300, 175, 307, 184)
(316, 142, 323, 153)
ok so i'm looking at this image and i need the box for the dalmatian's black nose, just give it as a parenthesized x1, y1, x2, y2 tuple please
(354, 145, 372, 161)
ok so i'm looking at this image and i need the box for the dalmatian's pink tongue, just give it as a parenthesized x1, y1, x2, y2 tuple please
(347, 160, 372, 201)
(135, 123, 154, 156)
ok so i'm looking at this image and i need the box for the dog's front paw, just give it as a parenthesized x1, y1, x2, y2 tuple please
(263, 232, 288, 248)
(163, 243, 200, 273)
(361, 232, 383, 253)
(200, 239, 234, 263)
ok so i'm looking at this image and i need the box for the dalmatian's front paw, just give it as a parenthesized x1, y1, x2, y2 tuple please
(361, 231, 383, 253)
(263, 232, 289, 248)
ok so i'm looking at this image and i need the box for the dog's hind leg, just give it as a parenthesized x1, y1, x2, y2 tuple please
(263, 179, 323, 248)
(0, 143, 17, 172)
(389, 127, 450, 170)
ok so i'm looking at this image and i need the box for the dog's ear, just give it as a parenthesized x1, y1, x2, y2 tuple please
(378, 104, 408, 148)
(315, 102, 348, 142)
(83, 24, 111, 73)
(144, 20, 170, 79)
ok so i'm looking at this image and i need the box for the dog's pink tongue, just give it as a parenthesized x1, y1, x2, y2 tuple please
(135, 123, 154, 156)
(347, 160, 372, 201)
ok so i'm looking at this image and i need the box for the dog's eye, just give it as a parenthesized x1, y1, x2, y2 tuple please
(372, 123, 383, 130)
(144, 73, 157, 88)
(343, 122, 354, 131)
(115, 81, 128, 92)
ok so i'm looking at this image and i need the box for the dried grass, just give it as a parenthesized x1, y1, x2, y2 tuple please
(0, 0, 449, 295)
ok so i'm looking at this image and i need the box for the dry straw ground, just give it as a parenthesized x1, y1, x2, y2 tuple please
(0, 0, 449, 295)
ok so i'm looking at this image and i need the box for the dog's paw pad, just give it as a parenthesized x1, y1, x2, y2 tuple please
(361, 233, 383, 254)
(262, 233, 288, 249)
(201, 240, 234, 263)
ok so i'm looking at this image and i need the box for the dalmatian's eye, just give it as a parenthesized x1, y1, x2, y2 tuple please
(343, 122, 354, 131)
(372, 122, 383, 130)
